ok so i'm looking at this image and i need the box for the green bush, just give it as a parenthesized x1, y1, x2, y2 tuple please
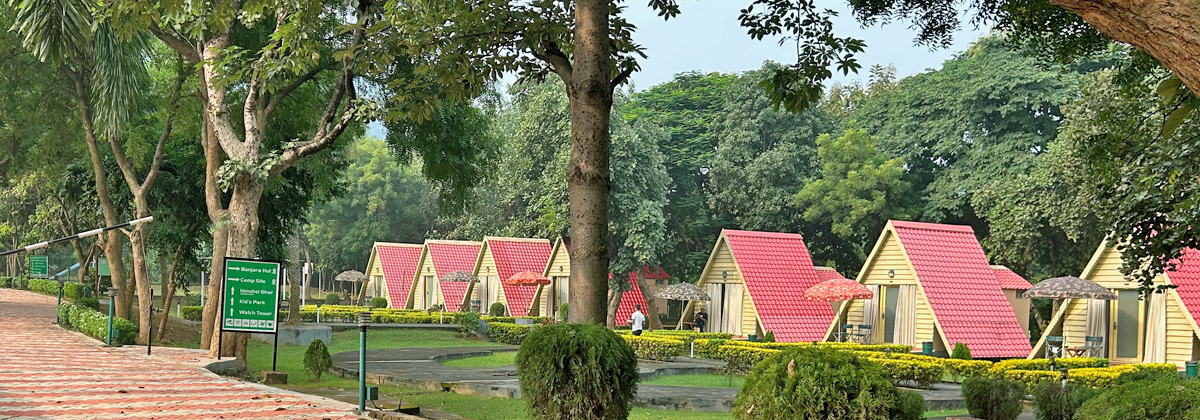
(370, 297, 388, 309)
(869, 357, 945, 389)
(63, 282, 85, 299)
(58, 302, 137, 345)
(0, 276, 11, 288)
(988, 358, 1108, 376)
(324, 293, 341, 305)
(558, 303, 568, 320)
(733, 347, 907, 420)
(180, 306, 203, 321)
(895, 390, 926, 420)
(29, 279, 58, 296)
(516, 323, 638, 420)
(692, 338, 727, 359)
(963, 376, 1025, 420)
(77, 297, 100, 311)
(1032, 382, 1101, 420)
(1075, 375, 1200, 420)
(952, 342, 972, 360)
(622, 335, 686, 361)
(303, 338, 333, 380)
(762, 330, 775, 343)
(490, 302, 507, 317)
(489, 322, 534, 345)
(457, 311, 481, 334)
(1114, 367, 1181, 385)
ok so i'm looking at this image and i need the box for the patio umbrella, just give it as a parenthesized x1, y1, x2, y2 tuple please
(653, 282, 710, 302)
(505, 271, 550, 286)
(440, 271, 479, 283)
(335, 270, 367, 283)
(803, 278, 874, 302)
(1022, 276, 1117, 300)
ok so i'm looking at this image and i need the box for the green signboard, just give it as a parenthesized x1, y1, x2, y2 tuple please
(97, 258, 111, 276)
(29, 255, 48, 279)
(221, 258, 281, 333)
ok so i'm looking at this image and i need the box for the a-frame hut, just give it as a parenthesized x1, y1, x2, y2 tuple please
(679, 229, 835, 342)
(364, 242, 423, 308)
(470, 237, 552, 316)
(825, 220, 1031, 358)
(409, 240, 481, 312)
(1031, 243, 1200, 366)
(536, 237, 671, 322)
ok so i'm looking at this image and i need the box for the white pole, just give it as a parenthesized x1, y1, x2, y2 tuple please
(176, 302, 180, 318)
(200, 271, 206, 307)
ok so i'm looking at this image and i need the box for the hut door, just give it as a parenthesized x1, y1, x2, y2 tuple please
(706, 283, 725, 333)
(1111, 290, 1143, 360)
(556, 277, 569, 316)
(726, 284, 744, 336)
(882, 286, 899, 343)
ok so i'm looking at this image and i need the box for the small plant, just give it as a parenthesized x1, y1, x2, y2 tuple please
(77, 297, 101, 311)
(324, 293, 341, 305)
(558, 303, 568, 320)
(963, 376, 1025, 420)
(516, 323, 637, 420)
(1032, 381, 1101, 420)
(762, 331, 776, 343)
(734, 347, 907, 420)
(490, 302, 507, 317)
(951, 342, 972, 360)
(303, 339, 333, 380)
(370, 297, 388, 309)
(458, 311, 481, 335)
(894, 390, 925, 420)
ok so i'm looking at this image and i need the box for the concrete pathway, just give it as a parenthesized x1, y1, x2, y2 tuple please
(0, 289, 364, 420)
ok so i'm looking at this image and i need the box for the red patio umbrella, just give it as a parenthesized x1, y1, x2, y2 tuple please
(505, 271, 550, 286)
(803, 278, 873, 302)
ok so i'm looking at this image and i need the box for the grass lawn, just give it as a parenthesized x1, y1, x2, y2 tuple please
(442, 351, 517, 368)
(641, 374, 743, 389)
(924, 408, 969, 418)
(248, 329, 495, 380)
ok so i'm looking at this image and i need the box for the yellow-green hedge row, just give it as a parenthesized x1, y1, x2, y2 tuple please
(1002, 363, 1177, 391)
(623, 335, 687, 361)
(855, 350, 993, 378)
(693, 339, 728, 359)
(987, 357, 1109, 376)
(868, 357, 945, 389)
(722, 340, 912, 353)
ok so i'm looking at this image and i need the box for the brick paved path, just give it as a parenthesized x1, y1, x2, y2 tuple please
(0, 289, 362, 420)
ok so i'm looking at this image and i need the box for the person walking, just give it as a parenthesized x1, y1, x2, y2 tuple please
(630, 305, 646, 336)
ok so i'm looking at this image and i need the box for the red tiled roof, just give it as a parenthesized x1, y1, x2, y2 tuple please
(1168, 248, 1200, 330)
(375, 243, 423, 306)
(487, 238, 552, 316)
(427, 241, 482, 312)
(889, 220, 1032, 358)
(614, 276, 649, 327)
(814, 267, 848, 282)
(723, 229, 835, 342)
(991, 266, 1033, 290)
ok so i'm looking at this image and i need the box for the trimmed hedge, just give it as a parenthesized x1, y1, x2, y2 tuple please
(855, 350, 993, 378)
(283, 305, 553, 325)
(718, 344, 781, 368)
(622, 335, 686, 361)
(1001, 363, 1179, 392)
(693, 339, 727, 359)
(58, 301, 137, 345)
(722, 340, 912, 353)
(490, 322, 534, 345)
(180, 306, 203, 321)
(632, 330, 734, 341)
(868, 357, 945, 389)
(987, 357, 1108, 376)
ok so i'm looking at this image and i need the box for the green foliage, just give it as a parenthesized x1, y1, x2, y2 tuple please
(951, 342, 973, 360)
(988, 358, 1109, 375)
(1114, 367, 1181, 385)
(761, 331, 775, 343)
(180, 306, 203, 322)
(488, 322, 534, 345)
(895, 390, 926, 420)
(869, 357, 945, 389)
(489, 302, 507, 317)
(76, 297, 100, 311)
(733, 347, 902, 420)
(621, 335, 686, 361)
(558, 303, 568, 321)
(962, 377, 1026, 420)
(303, 339, 333, 380)
(457, 311, 481, 335)
(58, 301, 137, 345)
(1074, 375, 1200, 420)
(1032, 382, 1101, 420)
(324, 294, 340, 305)
(515, 323, 638, 420)
(370, 297, 388, 309)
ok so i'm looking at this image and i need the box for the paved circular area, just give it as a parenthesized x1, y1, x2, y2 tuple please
(0, 289, 362, 420)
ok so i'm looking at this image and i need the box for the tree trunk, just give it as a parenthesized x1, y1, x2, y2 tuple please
(209, 178, 264, 369)
(633, 271, 662, 330)
(198, 97, 229, 351)
(155, 244, 182, 343)
(130, 222, 153, 344)
(606, 288, 622, 328)
(160, 253, 169, 302)
(1050, 0, 1200, 92)
(564, 0, 615, 325)
(286, 226, 302, 325)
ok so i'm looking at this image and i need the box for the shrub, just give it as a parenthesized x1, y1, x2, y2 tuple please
(692, 339, 727, 359)
(718, 344, 780, 370)
(457, 311, 481, 335)
(869, 357, 945, 389)
(762, 330, 775, 343)
(733, 347, 906, 420)
(952, 342, 972, 360)
(370, 297, 388, 309)
(180, 306, 203, 321)
(58, 302, 137, 345)
(29, 279, 58, 296)
(558, 303, 568, 320)
(303, 338, 333, 380)
(0, 276, 10, 288)
(324, 293, 341, 305)
(962, 376, 1025, 420)
(516, 323, 638, 420)
(77, 297, 101, 311)
(895, 390, 926, 420)
(490, 302, 507, 317)
(490, 322, 534, 345)
(635, 330, 733, 340)
(622, 335, 686, 361)
(988, 358, 1108, 376)
(1115, 366, 1181, 385)
(63, 282, 85, 299)
(1032, 381, 1101, 420)
(1075, 375, 1200, 420)
(854, 350, 992, 379)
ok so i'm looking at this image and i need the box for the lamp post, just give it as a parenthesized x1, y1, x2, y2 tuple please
(358, 311, 370, 411)
(105, 287, 117, 346)
(55, 277, 65, 324)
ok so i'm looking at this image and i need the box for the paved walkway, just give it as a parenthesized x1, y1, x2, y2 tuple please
(0, 289, 364, 420)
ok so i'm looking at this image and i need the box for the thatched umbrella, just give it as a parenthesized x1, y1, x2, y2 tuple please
(803, 279, 873, 302)
(335, 270, 368, 283)
(653, 282, 710, 302)
(440, 271, 479, 283)
(505, 271, 550, 286)
(1022, 276, 1117, 300)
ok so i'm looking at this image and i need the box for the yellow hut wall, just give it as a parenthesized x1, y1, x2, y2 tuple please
(540, 242, 572, 316)
(1165, 293, 1196, 365)
(473, 245, 508, 314)
(842, 231, 938, 346)
(693, 239, 758, 337)
(1004, 289, 1031, 336)
(411, 250, 438, 310)
(365, 247, 387, 305)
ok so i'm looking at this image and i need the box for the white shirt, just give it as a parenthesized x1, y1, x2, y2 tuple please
(630, 310, 646, 331)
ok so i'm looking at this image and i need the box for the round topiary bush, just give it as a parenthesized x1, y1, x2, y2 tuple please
(490, 302, 507, 317)
(951, 342, 972, 360)
(324, 293, 341, 305)
(370, 297, 387, 309)
(962, 376, 1025, 420)
(515, 323, 638, 420)
(1075, 375, 1200, 419)
(895, 390, 926, 420)
(733, 347, 906, 420)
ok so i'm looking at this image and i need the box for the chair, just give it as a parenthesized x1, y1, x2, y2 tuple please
(1046, 335, 1064, 358)
(838, 324, 855, 342)
(855, 324, 873, 344)
(1081, 336, 1104, 358)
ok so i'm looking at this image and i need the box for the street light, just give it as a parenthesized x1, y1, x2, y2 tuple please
(105, 287, 117, 346)
(358, 311, 371, 411)
(55, 277, 66, 324)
